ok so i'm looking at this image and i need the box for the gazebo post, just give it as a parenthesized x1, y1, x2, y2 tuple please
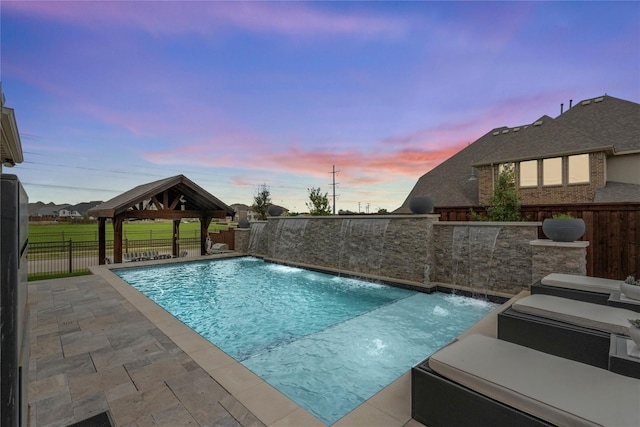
(114, 214, 124, 263)
(201, 215, 213, 255)
(172, 219, 180, 257)
(98, 218, 106, 265)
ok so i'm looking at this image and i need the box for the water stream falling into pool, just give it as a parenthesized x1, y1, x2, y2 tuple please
(451, 225, 502, 297)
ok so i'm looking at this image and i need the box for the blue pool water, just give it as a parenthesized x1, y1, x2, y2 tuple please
(115, 257, 497, 425)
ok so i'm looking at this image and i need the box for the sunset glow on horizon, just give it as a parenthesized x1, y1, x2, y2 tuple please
(2, 1, 638, 212)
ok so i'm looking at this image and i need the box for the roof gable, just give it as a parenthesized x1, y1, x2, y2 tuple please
(88, 175, 235, 219)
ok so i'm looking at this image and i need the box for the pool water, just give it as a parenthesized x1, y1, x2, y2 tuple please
(115, 257, 497, 425)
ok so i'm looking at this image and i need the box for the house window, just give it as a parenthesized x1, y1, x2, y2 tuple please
(568, 154, 590, 184)
(519, 160, 538, 187)
(543, 157, 562, 186)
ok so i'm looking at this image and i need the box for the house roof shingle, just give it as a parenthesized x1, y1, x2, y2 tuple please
(395, 95, 640, 212)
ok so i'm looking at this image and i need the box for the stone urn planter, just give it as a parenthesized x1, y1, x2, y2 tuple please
(409, 196, 434, 214)
(629, 320, 640, 348)
(267, 205, 283, 217)
(542, 217, 585, 242)
(621, 276, 640, 301)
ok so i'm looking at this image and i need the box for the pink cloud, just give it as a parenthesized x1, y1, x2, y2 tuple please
(4, 2, 406, 38)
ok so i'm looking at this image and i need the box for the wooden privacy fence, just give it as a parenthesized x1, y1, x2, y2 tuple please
(434, 202, 640, 280)
(209, 229, 235, 250)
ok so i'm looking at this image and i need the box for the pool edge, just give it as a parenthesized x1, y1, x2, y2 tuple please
(89, 256, 523, 427)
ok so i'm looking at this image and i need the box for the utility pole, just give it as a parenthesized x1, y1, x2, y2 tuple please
(329, 165, 339, 215)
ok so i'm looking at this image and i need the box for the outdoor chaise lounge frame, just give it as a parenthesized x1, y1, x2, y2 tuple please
(497, 294, 636, 369)
(412, 334, 640, 427)
(530, 273, 623, 306)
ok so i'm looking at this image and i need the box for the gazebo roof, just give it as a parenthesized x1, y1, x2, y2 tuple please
(88, 174, 235, 219)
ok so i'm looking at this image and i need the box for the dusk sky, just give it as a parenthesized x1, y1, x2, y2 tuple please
(2, 1, 639, 213)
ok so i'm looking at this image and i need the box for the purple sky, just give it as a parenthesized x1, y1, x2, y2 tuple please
(2, 1, 639, 212)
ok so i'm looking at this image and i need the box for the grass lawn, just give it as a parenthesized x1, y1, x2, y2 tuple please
(29, 220, 234, 242)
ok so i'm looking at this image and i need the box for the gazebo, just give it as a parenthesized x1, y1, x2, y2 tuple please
(88, 175, 235, 264)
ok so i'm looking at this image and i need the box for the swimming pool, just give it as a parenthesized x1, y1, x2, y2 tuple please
(115, 257, 497, 425)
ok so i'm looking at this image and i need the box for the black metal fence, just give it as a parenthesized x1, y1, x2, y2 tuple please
(27, 237, 201, 280)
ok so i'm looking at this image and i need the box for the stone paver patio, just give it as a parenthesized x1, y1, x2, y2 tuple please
(28, 255, 513, 427)
(28, 274, 264, 427)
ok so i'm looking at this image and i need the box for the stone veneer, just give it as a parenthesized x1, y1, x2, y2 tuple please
(431, 222, 540, 296)
(236, 216, 589, 296)
(252, 215, 436, 285)
(530, 239, 589, 284)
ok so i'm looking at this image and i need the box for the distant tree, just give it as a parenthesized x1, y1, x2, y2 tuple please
(306, 187, 332, 215)
(377, 208, 388, 214)
(252, 184, 271, 220)
(486, 163, 521, 221)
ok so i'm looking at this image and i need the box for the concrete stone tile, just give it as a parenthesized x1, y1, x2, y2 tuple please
(127, 358, 188, 391)
(105, 327, 159, 351)
(333, 402, 404, 427)
(31, 322, 59, 338)
(151, 403, 199, 426)
(219, 395, 266, 427)
(92, 300, 130, 317)
(68, 298, 104, 315)
(235, 382, 299, 426)
(116, 310, 153, 327)
(181, 360, 200, 372)
(166, 370, 234, 424)
(149, 329, 180, 351)
(119, 414, 158, 427)
(104, 381, 138, 403)
(210, 361, 263, 396)
(68, 366, 131, 401)
(270, 407, 326, 427)
(28, 374, 68, 403)
(61, 330, 113, 357)
(154, 317, 194, 338)
(72, 393, 110, 425)
(169, 329, 213, 353)
(39, 304, 74, 319)
(365, 372, 411, 424)
(35, 391, 74, 427)
(31, 334, 62, 359)
(78, 314, 119, 331)
(57, 319, 80, 334)
(36, 352, 95, 381)
(35, 314, 58, 331)
(109, 385, 181, 426)
(189, 346, 236, 373)
(91, 341, 165, 372)
(210, 415, 243, 427)
(167, 367, 228, 398)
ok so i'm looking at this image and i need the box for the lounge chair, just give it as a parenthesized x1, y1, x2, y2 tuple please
(498, 294, 637, 368)
(531, 273, 623, 305)
(412, 334, 640, 427)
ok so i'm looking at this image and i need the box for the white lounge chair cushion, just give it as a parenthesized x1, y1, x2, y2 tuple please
(541, 273, 622, 294)
(512, 294, 633, 336)
(428, 334, 640, 427)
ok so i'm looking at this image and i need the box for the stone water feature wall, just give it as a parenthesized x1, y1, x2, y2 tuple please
(431, 222, 540, 296)
(248, 215, 437, 285)
(239, 216, 588, 296)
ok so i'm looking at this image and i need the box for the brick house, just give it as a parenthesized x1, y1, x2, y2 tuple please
(396, 95, 640, 212)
